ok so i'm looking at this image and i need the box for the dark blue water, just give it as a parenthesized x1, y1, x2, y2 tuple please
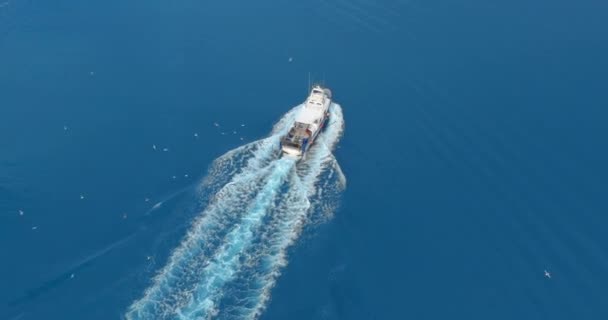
(2, 0, 608, 319)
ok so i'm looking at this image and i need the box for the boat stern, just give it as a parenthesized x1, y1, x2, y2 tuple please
(281, 144, 303, 159)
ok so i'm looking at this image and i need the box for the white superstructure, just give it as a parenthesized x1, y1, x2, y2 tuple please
(281, 85, 332, 158)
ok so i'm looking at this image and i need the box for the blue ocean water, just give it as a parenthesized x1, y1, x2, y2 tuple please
(1, 0, 608, 319)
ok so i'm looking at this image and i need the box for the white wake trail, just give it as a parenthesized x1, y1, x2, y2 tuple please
(217, 104, 345, 320)
(126, 103, 345, 320)
(176, 157, 296, 319)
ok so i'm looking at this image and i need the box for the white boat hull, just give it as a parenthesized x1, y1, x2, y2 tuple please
(280, 85, 332, 159)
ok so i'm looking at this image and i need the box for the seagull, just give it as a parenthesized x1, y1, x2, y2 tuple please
(184, 174, 189, 178)
(240, 124, 245, 127)
(288, 57, 293, 62)
(18, 209, 24, 216)
(163, 148, 169, 152)
(70, 273, 75, 279)
(544, 270, 551, 279)
(194, 133, 199, 138)
(32, 226, 38, 230)
(152, 144, 157, 150)
(214, 122, 220, 127)
(63, 125, 68, 131)
(80, 194, 85, 200)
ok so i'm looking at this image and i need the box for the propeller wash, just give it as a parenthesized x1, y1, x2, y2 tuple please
(126, 102, 345, 320)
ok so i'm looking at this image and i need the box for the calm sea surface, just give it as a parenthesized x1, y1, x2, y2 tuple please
(1, 0, 607, 319)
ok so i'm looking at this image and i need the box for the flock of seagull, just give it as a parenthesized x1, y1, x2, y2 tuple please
(19, 119, 251, 238)
(15, 119, 556, 282)
(14, 58, 556, 284)
(14, 118, 256, 279)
